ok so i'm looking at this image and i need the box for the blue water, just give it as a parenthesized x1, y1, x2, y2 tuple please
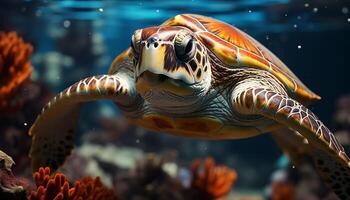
(1, 0, 349, 189)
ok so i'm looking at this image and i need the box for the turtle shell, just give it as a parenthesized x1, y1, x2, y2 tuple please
(163, 14, 320, 103)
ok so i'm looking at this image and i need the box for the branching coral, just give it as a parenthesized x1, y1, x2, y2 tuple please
(0, 31, 33, 111)
(190, 157, 237, 200)
(28, 167, 118, 200)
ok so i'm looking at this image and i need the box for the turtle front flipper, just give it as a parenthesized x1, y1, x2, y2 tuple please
(232, 81, 350, 199)
(29, 73, 138, 172)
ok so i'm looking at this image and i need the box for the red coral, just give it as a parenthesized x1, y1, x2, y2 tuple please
(28, 167, 118, 200)
(71, 177, 117, 200)
(0, 31, 33, 111)
(190, 157, 237, 199)
(271, 181, 295, 200)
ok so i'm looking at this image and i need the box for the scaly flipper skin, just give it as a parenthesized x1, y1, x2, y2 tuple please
(232, 81, 350, 199)
(29, 59, 139, 172)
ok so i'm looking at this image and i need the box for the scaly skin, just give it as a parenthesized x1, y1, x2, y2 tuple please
(232, 80, 350, 199)
(30, 64, 143, 171)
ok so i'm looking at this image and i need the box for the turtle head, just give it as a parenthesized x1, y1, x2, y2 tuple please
(131, 26, 211, 98)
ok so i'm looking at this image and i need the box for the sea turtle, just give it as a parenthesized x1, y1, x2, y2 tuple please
(29, 14, 350, 198)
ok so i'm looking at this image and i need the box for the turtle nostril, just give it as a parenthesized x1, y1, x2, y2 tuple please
(154, 42, 159, 48)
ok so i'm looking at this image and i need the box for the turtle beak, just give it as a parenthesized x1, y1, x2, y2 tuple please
(135, 38, 194, 95)
(136, 37, 194, 85)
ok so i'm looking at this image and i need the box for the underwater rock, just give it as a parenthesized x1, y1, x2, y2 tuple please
(115, 153, 184, 200)
(0, 31, 33, 112)
(59, 150, 113, 187)
(28, 167, 118, 200)
(59, 143, 146, 187)
(0, 150, 26, 200)
(77, 143, 144, 170)
(189, 157, 237, 200)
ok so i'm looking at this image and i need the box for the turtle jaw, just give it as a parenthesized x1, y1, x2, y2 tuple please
(136, 71, 194, 96)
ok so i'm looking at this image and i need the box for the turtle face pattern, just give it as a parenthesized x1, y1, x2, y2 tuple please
(131, 26, 211, 100)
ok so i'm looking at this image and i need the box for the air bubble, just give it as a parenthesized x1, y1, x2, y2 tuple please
(342, 7, 348, 14)
(63, 20, 71, 28)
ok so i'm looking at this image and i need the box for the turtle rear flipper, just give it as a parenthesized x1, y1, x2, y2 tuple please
(232, 81, 350, 199)
(271, 128, 309, 167)
(29, 74, 137, 172)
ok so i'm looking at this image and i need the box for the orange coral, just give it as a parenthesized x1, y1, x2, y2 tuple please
(271, 181, 295, 200)
(28, 167, 118, 200)
(190, 157, 237, 199)
(0, 31, 33, 111)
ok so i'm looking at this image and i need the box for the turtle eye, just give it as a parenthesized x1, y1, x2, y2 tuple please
(175, 33, 195, 62)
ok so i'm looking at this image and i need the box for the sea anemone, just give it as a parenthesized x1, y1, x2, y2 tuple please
(28, 167, 118, 200)
(190, 157, 237, 200)
(0, 31, 33, 111)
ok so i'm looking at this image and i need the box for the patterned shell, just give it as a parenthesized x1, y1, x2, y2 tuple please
(163, 14, 320, 103)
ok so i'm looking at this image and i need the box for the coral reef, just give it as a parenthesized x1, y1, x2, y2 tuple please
(28, 167, 118, 200)
(189, 157, 237, 200)
(0, 31, 33, 112)
(0, 81, 52, 177)
(0, 32, 47, 179)
(113, 154, 237, 200)
(0, 150, 26, 200)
